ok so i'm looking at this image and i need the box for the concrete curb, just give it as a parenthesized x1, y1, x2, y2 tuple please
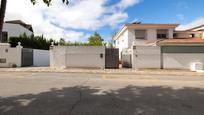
(0, 67, 203, 76)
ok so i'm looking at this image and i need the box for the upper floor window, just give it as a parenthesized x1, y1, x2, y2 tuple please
(135, 30, 146, 39)
(157, 29, 168, 39)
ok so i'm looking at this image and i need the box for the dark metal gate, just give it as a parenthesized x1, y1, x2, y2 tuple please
(105, 48, 119, 69)
(21, 48, 33, 67)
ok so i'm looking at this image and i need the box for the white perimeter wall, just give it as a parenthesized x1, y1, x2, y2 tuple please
(0, 43, 22, 67)
(163, 53, 204, 69)
(50, 46, 105, 69)
(132, 46, 161, 69)
(50, 46, 66, 68)
(33, 49, 50, 67)
(132, 46, 204, 70)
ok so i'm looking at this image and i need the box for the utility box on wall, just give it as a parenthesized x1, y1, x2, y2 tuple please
(191, 62, 203, 71)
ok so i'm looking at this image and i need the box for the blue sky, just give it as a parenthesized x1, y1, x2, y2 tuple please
(5, 0, 204, 42)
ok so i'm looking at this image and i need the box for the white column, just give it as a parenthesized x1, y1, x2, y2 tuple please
(147, 29, 157, 41)
(168, 29, 174, 39)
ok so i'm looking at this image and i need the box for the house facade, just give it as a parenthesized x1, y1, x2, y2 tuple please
(113, 23, 179, 58)
(113, 23, 204, 59)
(2, 20, 33, 42)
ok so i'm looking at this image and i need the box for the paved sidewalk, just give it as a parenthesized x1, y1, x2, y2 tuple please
(0, 67, 203, 76)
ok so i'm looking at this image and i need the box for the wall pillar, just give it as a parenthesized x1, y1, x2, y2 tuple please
(168, 28, 174, 39)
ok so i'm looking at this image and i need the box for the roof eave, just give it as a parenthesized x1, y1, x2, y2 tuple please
(113, 25, 128, 40)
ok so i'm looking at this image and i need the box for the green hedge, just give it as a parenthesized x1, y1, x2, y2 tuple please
(9, 34, 56, 50)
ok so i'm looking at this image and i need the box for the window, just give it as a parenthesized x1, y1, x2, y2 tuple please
(157, 29, 168, 39)
(2, 32, 8, 43)
(135, 30, 146, 39)
(173, 33, 177, 38)
(190, 34, 195, 38)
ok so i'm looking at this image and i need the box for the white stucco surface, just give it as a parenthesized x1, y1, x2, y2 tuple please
(116, 31, 129, 59)
(163, 53, 204, 69)
(0, 43, 22, 67)
(50, 46, 105, 69)
(50, 46, 66, 68)
(168, 28, 174, 38)
(146, 29, 157, 41)
(132, 46, 161, 69)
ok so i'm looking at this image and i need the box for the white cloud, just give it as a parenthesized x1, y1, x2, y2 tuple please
(5, 0, 141, 41)
(117, 0, 141, 9)
(176, 18, 204, 30)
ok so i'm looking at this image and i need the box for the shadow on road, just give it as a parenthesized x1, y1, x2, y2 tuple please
(0, 85, 204, 115)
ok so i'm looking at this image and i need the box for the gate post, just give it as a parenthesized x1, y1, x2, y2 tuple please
(160, 46, 164, 69)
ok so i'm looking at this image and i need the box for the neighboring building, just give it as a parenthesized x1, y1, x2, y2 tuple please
(113, 22, 204, 59)
(173, 31, 202, 39)
(113, 23, 179, 58)
(186, 24, 204, 39)
(174, 24, 204, 38)
(2, 20, 33, 42)
(158, 38, 204, 46)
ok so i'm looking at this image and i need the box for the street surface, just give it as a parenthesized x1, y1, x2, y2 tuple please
(0, 72, 204, 115)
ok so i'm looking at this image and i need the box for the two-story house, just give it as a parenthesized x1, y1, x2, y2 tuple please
(2, 20, 34, 42)
(113, 23, 179, 58)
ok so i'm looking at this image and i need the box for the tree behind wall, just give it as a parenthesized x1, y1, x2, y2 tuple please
(59, 38, 66, 46)
(88, 32, 103, 46)
(9, 33, 56, 50)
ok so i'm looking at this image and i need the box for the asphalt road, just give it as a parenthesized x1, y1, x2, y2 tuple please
(0, 72, 204, 115)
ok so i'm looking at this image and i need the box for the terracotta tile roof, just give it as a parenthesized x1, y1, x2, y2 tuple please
(157, 38, 204, 46)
